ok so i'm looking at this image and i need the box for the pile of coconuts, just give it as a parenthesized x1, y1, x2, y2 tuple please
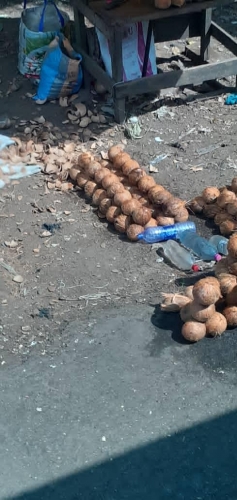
(189, 178, 237, 236)
(161, 234, 237, 342)
(69, 144, 189, 241)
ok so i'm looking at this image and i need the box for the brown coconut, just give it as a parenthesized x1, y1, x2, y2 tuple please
(206, 312, 227, 337)
(192, 278, 221, 306)
(202, 187, 220, 204)
(180, 303, 193, 323)
(219, 273, 237, 296)
(189, 301, 216, 323)
(223, 306, 237, 327)
(227, 234, 237, 259)
(188, 196, 205, 214)
(181, 321, 206, 342)
(126, 224, 144, 241)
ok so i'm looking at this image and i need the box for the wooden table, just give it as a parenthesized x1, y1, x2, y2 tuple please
(72, 0, 237, 122)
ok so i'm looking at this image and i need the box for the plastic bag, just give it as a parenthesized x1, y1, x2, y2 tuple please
(33, 36, 83, 102)
(96, 22, 157, 82)
(18, 0, 69, 81)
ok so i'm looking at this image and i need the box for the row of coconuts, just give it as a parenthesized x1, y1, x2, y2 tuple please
(162, 233, 237, 342)
(69, 144, 189, 240)
(189, 178, 237, 236)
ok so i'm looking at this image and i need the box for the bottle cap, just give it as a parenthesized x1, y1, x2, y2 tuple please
(192, 264, 200, 272)
(214, 254, 222, 262)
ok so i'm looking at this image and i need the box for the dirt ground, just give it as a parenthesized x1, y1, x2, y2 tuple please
(1, 1, 237, 364)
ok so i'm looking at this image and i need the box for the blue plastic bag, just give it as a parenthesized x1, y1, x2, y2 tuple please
(18, 0, 69, 80)
(33, 36, 83, 102)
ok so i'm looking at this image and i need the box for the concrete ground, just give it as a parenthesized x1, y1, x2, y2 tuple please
(1, 305, 237, 500)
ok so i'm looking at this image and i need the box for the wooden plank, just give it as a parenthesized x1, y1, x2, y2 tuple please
(86, 0, 237, 25)
(114, 58, 237, 98)
(200, 8, 212, 61)
(79, 48, 115, 92)
(211, 21, 237, 56)
(72, 0, 111, 37)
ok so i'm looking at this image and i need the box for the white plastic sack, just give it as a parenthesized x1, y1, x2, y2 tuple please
(18, 0, 69, 81)
(96, 22, 157, 82)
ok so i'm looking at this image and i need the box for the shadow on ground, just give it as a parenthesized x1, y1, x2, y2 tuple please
(8, 409, 237, 500)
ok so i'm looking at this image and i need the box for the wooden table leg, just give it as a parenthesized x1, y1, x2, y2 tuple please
(142, 21, 153, 77)
(73, 3, 92, 92)
(200, 8, 212, 62)
(110, 27, 126, 123)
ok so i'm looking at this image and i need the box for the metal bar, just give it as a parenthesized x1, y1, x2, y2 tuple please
(211, 21, 237, 56)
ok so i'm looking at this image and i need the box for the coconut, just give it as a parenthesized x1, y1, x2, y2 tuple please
(84, 180, 97, 199)
(188, 196, 205, 214)
(174, 207, 189, 223)
(185, 285, 194, 300)
(192, 278, 221, 306)
(94, 168, 111, 184)
(76, 172, 89, 188)
(106, 182, 124, 198)
(113, 152, 131, 170)
(108, 145, 124, 161)
(215, 258, 229, 278)
(156, 215, 174, 226)
(148, 185, 165, 203)
(151, 189, 172, 206)
(202, 187, 220, 204)
(122, 160, 140, 176)
(106, 206, 121, 223)
(206, 312, 227, 336)
(225, 285, 237, 306)
(87, 161, 101, 178)
(180, 303, 193, 322)
(217, 189, 236, 208)
(132, 207, 152, 226)
(189, 301, 215, 323)
(214, 213, 229, 226)
(219, 273, 237, 295)
(121, 199, 141, 216)
(223, 306, 237, 327)
(163, 197, 185, 217)
(114, 190, 132, 207)
(160, 293, 191, 312)
(138, 176, 156, 193)
(181, 321, 206, 342)
(114, 214, 131, 233)
(203, 204, 221, 219)
(227, 234, 237, 259)
(99, 197, 112, 215)
(69, 165, 80, 181)
(231, 177, 237, 194)
(126, 224, 144, 241)
(128, 168, 146, 186)
(145, 218, 157, 228)
(92, 188, 107, 206)
(102, 173, 119, 190)
(226, 201, 237, 217)
(219, 220, 236, 236)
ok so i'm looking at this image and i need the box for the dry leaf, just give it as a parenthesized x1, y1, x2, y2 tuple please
(12, 275, 23, 283)
(4, 240, 18, 248)
(149, 165, 158, 173)
(40, 230, 52, 238)
(59, 96, 68, 107)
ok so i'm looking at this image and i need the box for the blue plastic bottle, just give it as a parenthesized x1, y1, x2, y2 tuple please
(209, 235, 228, 256)
(179, 231, 221, 262)
(137, 221, 196, 244)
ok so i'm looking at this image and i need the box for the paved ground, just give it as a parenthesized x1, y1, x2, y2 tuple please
(1, 305, 237, 500)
